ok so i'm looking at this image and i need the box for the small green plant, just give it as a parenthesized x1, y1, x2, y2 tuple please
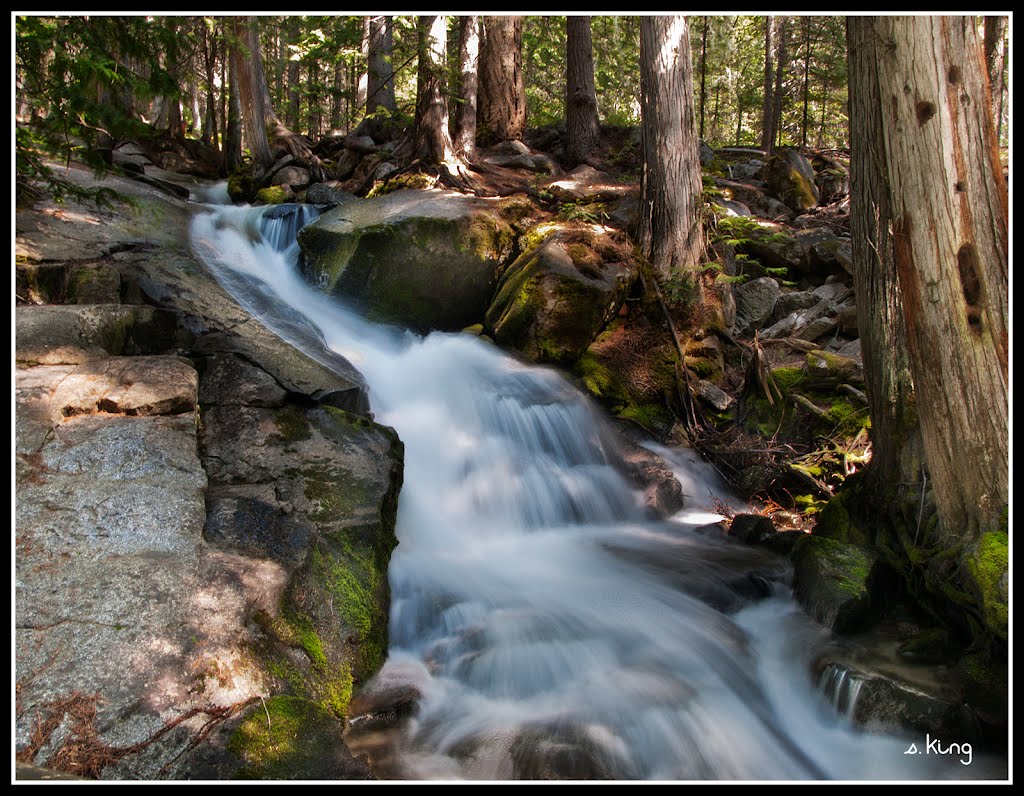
(557, 200, 608, 224)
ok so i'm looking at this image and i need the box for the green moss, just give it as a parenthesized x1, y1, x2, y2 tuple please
(226, 696, 345, 780)
(256, 185, 289, 204)
(825, 398, 871, 437)
(813, 493, 871, 548)
(366, 172, 434, 197)
(464, 213, 515, 262)
(964, 531, 1009, 641)
(273, 406, 312, 444)
(770, 366, 806, 392)
(227, 170, 256, 204)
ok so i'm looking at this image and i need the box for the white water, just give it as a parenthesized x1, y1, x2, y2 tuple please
(188, 201, 959, 782)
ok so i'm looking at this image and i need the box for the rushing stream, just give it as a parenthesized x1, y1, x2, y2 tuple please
(188, 199, 982, 782)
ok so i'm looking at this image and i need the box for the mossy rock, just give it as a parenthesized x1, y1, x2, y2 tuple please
(813, 493, 872, 548)
(226, 696, 372, 780)
(297, 189, 515, 332)
(485, 224, 638, 366)
(764, 148, 820, 212)
(256, 185, 290, 205)
(962, 531, 1008, 644)
(791, 534, 877, 633)
(571, 324, 676, 436)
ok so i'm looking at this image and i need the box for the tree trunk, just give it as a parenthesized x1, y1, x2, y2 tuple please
(698, 16, 709, 141)
(286, 17, 301, 131)
(983, 16, 1007, 142)
(231, 17, 274, 173)
(639, 16, 706, 286)
(761, 16, 775, 152)
(414, 15, 457, 165)
(366, 15, 396, 116)
(860, 16, 1008, 544)
(478, 16, 526, 144)
(225, 37, 243, 173)
(847, 18, 924, 496)
(882, 16, 1009, 540)
(452, 16, 480, 160)
(565, 16, 601, 168)
(771, 17, 787, 150)
(801, 18, 812, 148)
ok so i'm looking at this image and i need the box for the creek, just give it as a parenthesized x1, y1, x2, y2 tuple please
(188, 199, 962, 782)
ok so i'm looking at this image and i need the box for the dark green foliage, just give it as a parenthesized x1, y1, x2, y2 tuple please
(15, 15, 187, 203)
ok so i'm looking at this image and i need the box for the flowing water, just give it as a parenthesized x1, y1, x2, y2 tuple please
(188, 200, 982, 782)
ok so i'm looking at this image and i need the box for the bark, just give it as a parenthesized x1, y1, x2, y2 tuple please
(286, 17, 301, 131)
(761, 16, 775, 152)
(638, 16, 706, 285)
(478, 16, 526, 143)
(414, 15, 457, 165)
(698, 17, 709, 141)
(983, 16, 1007, 141)
(771, 17, 787, 150)
(231, 17, 274, 172)
(801, 18, 812, 148)
(366, 16, 396, 116)
(866, 16, 1008, 541)
(452, 16, 481, 160)
(846, 18, 924, 494)
(565, 16, 601, 168)
(225, 37, 243, 173)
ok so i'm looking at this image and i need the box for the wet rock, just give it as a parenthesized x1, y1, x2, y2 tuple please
(298, 189, 515, 332)
(729, 513, 777, 545)
(790, 535, 877, 633)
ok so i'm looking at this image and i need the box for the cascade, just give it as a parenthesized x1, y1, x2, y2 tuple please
(189, 198, 962, 781)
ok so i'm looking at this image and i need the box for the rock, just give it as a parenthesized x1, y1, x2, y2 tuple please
(805, 348, 863, 386)
(15, 304, 181, 365)
(616, 439, 684, 519)
(734, 276, 781, 334)
(812, 282, 853, 305)
(484, 225, 637, 365)
(15, 162, 402, 780)
(797, 316, 837, 343)
(794, 228, 848, 276)
(50, 356, 198, 418)
(694, 379, 734, 412)
(764, 148, 820, 212)
(769, 290, 822, 323)
(729, 513, 777, 545)
(699, 141, 716, 166)
(194, 326, 369, 415)
(543, 165, 636, 202)
(305, 182, 358, 208)
(298, 189, 515, 332)
(727, 159, 765, 181)
(713, 178, 794, 221)
(790, 534, 877, 633)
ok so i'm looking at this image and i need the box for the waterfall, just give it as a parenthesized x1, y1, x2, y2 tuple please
(189, 199, 955, 782)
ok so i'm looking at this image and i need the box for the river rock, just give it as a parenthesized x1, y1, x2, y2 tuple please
(790, 535, 877, 633)
(297, 189, 515, 332)
(485, 224, 637, 365)
(15, 161, 402, 780)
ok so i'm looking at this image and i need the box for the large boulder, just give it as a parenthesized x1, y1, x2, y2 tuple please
(297, 189, 515, 332)
(484, 224, 638, 365)
(764, 149, 820, 213)
(15, 163, 403, 780)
